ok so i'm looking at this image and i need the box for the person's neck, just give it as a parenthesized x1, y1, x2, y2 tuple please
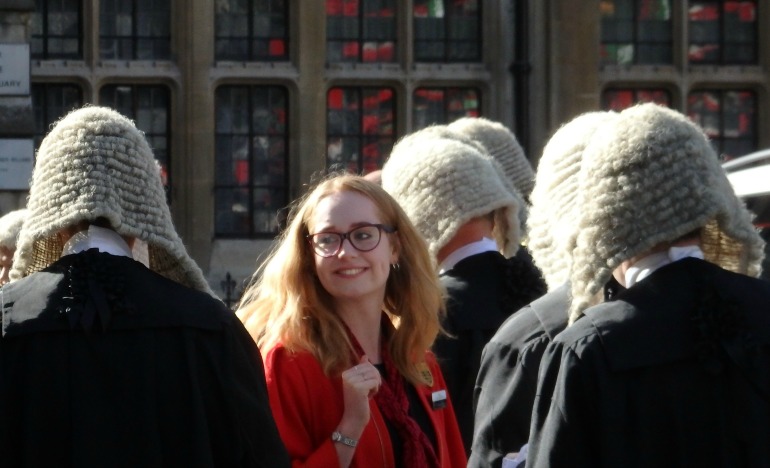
(437, 216, 495, 264)
(336, 297, 384, 363)
(438, 237, 497, 273)
(61, 225, 134, 259)
(614, 239, 703, 287)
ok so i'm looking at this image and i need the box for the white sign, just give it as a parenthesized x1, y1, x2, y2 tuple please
(0, 139, 34, 190)
(0, 44, 30, 96)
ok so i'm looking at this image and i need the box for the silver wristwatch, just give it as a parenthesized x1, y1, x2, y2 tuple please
(331, 430, 358, 447)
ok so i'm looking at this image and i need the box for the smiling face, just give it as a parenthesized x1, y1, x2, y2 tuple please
(308, 190, 398, 308)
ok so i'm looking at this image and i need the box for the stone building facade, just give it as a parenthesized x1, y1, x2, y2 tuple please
(0, 1, 767, 302)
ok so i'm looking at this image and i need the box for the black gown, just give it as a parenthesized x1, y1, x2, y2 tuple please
(528, 258, 770, 468)
(435, 249, 546, 451)
(0, 250, 290, 467)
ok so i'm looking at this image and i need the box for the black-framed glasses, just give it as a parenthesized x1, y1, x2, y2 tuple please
(306, 223, 396, 258)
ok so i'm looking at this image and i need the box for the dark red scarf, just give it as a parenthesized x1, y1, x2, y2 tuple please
(345, 317, 439, 468)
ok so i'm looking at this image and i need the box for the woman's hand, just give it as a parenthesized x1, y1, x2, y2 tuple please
(338, 355, 382, 436)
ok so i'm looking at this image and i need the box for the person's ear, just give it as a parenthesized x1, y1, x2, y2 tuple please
(390, 237, 400, 265)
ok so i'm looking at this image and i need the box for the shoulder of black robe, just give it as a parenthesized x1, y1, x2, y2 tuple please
(0, 251, 290, 468)
(527, 258, 770, 468)
(470, 285, 568, 468)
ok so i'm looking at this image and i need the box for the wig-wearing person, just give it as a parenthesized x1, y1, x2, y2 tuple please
(447, 117, 540, 280)
(237, 174, 467, 468)
(527, 103, 770, 467)
(0, 106, 289, 467)
(469, 111, 619, 468)
(0, 208, 27, 285)
(382, 130, 546, 451)
(447, 116, 535, 202)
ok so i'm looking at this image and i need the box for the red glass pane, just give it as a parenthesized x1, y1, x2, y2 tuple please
(702, 93, 720, 111)
(362, 115, 379, 134)
(688, 44, 720, 61)
(689, 4, 719, 21)
(268, 39, 285, 56)
(363, 142, 380, 158)
(415, 89, 445, 101)
(343, 0, 359, 16)
(637, 90, 670, 106)
(378, 42, 394, 61)
(327, 0, 342, 15)
(328, 88, 344, 109)
(739, 113, 750, 134)
(342, 41, 359, 58)
(738, 2, 756, 21)
(235, 160, 249, 185)
(362, 92, 379, 110)
(604, 90, 634, 110)
(725, 1, 755, 20)
(274, 108, 286, 127)
(362, 42, 377, 62)
(159, 163, 169, 186)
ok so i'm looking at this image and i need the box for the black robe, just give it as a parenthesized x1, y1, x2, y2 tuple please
(435, 249, 546, 451)
(528, 258, 770, 467)
(470, 279, 624, 468)
(469, 284, 569, 468)
(0, 250, 290, 467)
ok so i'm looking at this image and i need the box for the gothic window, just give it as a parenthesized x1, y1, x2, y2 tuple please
(30, 0, 82, 59)
(688, 1, 757, 64)
(216, 0, 288, 61)
(327, 0, 397, 63)
(600, 0, 673, 65)
(414, 0, 481, 62)
(100, 0, 170, 60)
(215, 85, 289, 236)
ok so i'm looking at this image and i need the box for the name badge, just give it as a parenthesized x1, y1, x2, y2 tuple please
(432, 389, 447, 409)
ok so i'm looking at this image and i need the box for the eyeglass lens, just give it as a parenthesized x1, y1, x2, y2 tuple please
(311, 225, 383, 257)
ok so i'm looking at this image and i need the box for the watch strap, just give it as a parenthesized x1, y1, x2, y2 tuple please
(331, 430, 358, 447)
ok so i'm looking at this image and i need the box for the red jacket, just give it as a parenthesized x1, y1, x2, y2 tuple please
(264, 344, 467, 467)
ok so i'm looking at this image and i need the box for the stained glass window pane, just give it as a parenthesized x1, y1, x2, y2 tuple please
(327, 0, 396, 63)
(31, 83, 83, 149)
(99, 0, 170, 60)
(31, 0, 82, 59)
(688, 1, 757, 64)
(600, 0, 672, 65)
(326, 87, 395, 174)
(601, 87, 671, 111)
(413, 87, 480, 130)
(216, 0, 289, 61)
(687, 90, 757, 160)
(414, 0, 481, 62)
(215, 86, 289, 237)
